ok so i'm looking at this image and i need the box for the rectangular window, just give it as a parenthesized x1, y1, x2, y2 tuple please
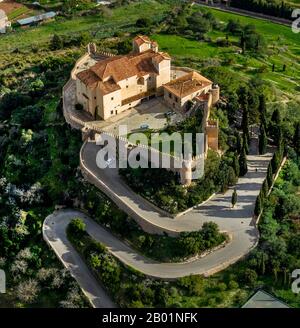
(110, 110, 113, 115)
(111, 97, 114, 100)
(169, 93, 172, 98)
(126, 85, 129, 89)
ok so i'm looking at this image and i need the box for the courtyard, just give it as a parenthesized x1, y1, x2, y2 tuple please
(100, 97, 184, 136)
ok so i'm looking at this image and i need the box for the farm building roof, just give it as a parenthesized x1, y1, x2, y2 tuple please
(17, 11, 56, 26)
(242, 290, 290, 308)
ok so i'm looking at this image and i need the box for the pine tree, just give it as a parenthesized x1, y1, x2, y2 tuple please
(239, 144, 248, 176)
(259, 124, 267, 155)
(231, 188, 238, 208)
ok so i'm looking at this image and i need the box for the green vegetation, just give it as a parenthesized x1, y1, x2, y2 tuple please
(120, 149, 240, 214)
(151, 6, 300, 101)
(67, 218, 243, 308)
(1, 0, 300, 308)
(230, 0, 294, 20)
(68, 154, 300, 308)
(75, 181, 227, 262)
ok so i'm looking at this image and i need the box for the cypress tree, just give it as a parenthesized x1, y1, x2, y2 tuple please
(239, 86, 250, 146)
(293, 122, 300, 156)
(242, 132, 249, 155)
(254, 193, 262, 216)
(271, 108, 281, 125)
(236, 131, 242, 154)
(228, 166, 237, 186)
(262, 179, 269, 198)
(267, 163, 273, 187)
(239, 144, 248, 176)
(270, 108, 282, 145)
(271, 150, 281, 173)
(231, 188, 238, 208)
(242, 106, 250, 147)
(259, 94, 267, 130)
(233, 152, 240, 177)
(259, 124, 267, 155)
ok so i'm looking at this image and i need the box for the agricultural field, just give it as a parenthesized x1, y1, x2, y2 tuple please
(0, 0, 173, 51)
(0, 1, 38, 21)
(152, 6, 300, 105)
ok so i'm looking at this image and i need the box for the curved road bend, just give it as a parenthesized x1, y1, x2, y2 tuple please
(43, 141, 272, 307)
(44, 141, 272, 279)
(43, 211, 116, 308)
(44, 208, 250, 281)
(81, 141, 271, 235)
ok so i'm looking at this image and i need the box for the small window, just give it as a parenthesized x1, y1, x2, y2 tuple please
(94, 97, 96, 100)
(111, 97, 114, 100)
(126, 85, 129, 89)
(175, 97, 178, 102)
(110, 110, 114, 115)
(149, 76, 152, 80)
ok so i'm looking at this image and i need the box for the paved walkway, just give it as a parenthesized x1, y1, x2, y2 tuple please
(43, 211, 116, 308)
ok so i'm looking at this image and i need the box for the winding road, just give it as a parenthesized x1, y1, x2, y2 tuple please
(43, 137, 273, 307)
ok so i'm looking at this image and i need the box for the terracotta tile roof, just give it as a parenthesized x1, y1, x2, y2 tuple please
(99, 79, 121, 95)
(90, 56, 137, 82)
(77, 49, 170, 94)
(152, 52, 171, 64)
(133, 35, 152, 46)
(77, 69, 99, 88)
(196, 93, 210, 102)
(164, 72, 212, 99)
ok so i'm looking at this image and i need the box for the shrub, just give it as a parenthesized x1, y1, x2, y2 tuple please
(228, 280, 239, 290)
(243, 268, 258, 286)
(69, 218, 86, 236)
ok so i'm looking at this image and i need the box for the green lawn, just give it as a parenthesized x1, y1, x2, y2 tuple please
(152, 6, 300, 101)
